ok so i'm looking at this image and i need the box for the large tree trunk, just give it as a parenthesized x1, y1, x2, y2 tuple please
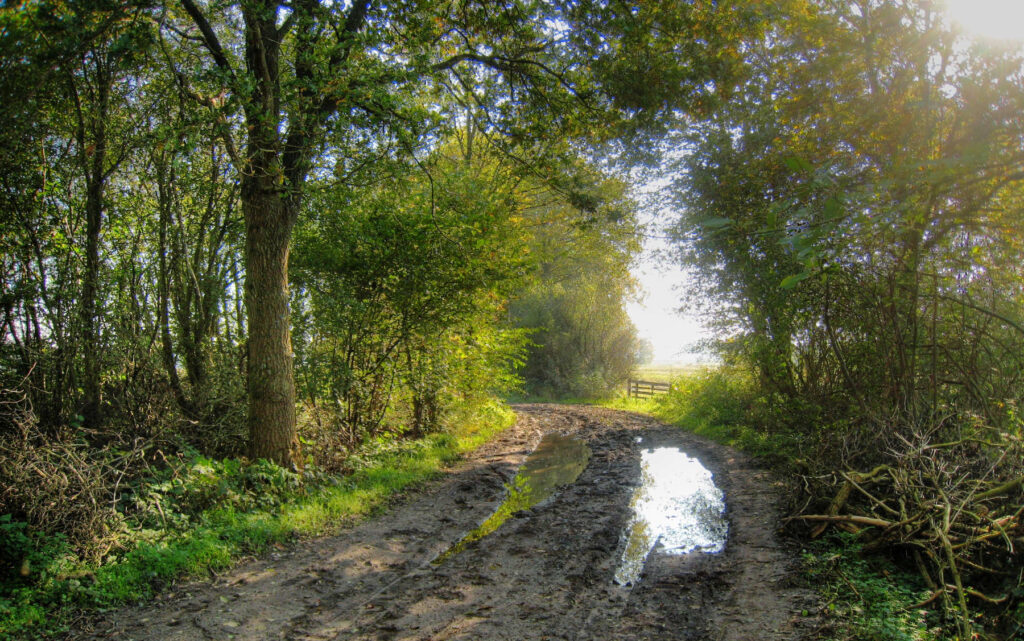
(179, 0, 369, 466)
(243, 187, 299, 466)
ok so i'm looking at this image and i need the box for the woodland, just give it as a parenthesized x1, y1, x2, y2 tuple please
(1, 0, 1023, 639)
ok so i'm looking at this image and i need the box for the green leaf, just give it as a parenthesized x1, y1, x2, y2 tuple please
(784, 156, 813, 173)
(823, 196, 842, 220)
(780, 272, 810, 289)
(797, 245, 816, 261)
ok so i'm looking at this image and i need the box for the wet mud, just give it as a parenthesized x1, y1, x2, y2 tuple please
(434, 432, 591, 564)
(69, 405, 819, 641)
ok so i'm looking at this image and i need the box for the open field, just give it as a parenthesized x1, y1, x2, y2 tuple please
(633, 364, 712, 384)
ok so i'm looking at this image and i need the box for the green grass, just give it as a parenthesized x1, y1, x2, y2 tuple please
(0, 401, 515, 640)
(600, 396, 658, 413)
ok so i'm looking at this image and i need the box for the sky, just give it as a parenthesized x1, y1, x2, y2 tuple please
(625, 254, 709, 365)
(943, 0, 1024, 41)
(624, 185, 712, 366)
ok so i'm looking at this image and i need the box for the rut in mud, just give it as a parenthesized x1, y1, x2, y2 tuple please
(70, 405, 819, 641)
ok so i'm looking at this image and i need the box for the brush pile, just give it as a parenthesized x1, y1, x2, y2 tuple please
(796, 423, 1024, 637)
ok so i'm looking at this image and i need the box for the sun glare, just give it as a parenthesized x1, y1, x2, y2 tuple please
(942, 0, 1024, 42)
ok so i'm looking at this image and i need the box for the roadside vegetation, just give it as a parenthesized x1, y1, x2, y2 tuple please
(3, 0, 665, 635)
(609, 365, 1022, 640)
(0, 401, 514, 640)
(613, 2, 1024, 639)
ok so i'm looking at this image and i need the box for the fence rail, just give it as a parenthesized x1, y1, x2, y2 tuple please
(626, 379, 672, 399)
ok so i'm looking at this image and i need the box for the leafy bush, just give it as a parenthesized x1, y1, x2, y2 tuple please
(656, 367, 754, 428)
(649, 366, 803, 464)
(127, 453, 328, 531)
(0, 515, 73, 595)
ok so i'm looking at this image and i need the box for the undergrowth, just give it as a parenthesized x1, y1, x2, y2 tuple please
(0, 400, 515, 640)
(604, 368, 804, 465)
(802, 534, 939, 641)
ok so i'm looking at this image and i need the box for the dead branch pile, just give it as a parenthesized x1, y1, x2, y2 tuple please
(0, 392, 158, 559)
(794, 424, 1024, 637)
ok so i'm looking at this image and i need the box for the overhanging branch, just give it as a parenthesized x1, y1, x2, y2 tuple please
(179, 0, 235, 78)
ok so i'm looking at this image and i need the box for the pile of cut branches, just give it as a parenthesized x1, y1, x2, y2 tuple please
(795, 422, 1024, 637)
(0, 389, 161, 559)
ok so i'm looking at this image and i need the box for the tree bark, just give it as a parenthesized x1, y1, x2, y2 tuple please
(80, 162, 103, 429)
(243, 187, 299, 466)
(156, 157, 197, 419)
(74, 57, 110, 431)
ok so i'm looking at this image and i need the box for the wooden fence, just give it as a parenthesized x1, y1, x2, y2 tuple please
(626, 379, 671, 399)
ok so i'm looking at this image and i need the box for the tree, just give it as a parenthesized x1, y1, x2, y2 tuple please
(671, 0, 1024, 425)
(149, 106, 245, 440)
(69, 13, 151, 428)
(1, 0, 771, 465)
(667, 7, 1024, 630)
(166, 0, 587, 464)
(166, 0, 766, 465)
(0, 1, 154, 430)
(291, 144, 529, 445)
(510, 169, 643, 398)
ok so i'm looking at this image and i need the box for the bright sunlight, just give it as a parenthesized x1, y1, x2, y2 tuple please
(943, 0, 1024, 41)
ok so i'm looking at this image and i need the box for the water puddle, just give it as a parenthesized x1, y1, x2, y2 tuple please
(434, 432, 591, 563)
(614, 447, 727, 586)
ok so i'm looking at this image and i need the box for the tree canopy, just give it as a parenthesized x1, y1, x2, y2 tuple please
(0, 0, 760, 464)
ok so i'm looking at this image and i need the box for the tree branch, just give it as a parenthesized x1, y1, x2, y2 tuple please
(179, 0, 235, 77)
(282, 0, 372, 193)
(786, 514, 894, 528)
(975, 476, 1024, 501)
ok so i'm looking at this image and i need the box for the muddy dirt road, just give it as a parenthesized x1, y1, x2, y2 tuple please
(71, 405, 818, 641)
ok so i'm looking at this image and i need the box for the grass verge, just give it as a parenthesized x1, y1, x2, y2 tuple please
(605, 368, 803, 465)
(0, 401, 515, 640)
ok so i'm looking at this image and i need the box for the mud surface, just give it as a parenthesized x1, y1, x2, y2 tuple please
(69, 405, 819, 641)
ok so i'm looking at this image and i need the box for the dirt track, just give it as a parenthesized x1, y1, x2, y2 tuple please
(70, 405, 819, 641)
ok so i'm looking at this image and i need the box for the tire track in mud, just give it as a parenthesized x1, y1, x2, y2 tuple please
(69, 405, 818, 641)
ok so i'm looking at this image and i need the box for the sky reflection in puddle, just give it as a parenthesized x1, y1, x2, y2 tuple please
(614, 447, 727, 586)
(434, 433, 591, 564)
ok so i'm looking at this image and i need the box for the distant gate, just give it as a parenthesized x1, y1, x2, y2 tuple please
(626, 379, 671, 399)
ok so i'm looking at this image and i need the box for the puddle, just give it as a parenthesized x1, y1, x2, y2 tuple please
(614, 447, 727, 586)
(434, 433, 591, 563)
